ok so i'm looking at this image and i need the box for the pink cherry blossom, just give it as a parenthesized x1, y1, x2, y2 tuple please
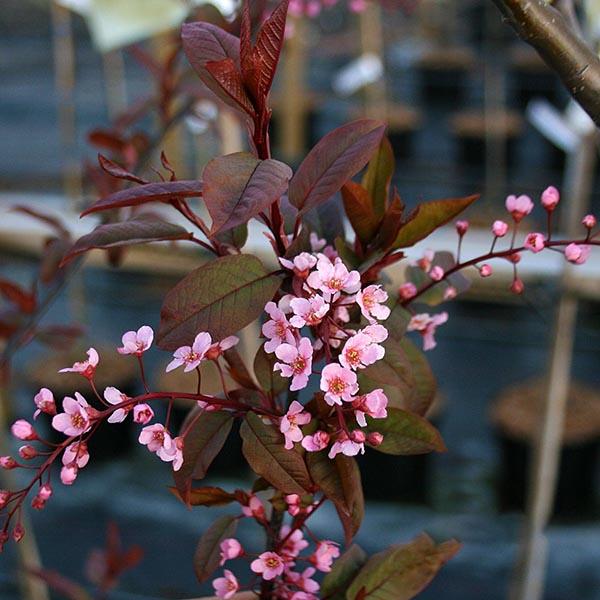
(287, 567, 320, 594)
(219, 538, 243, 565)
(60, 465, 78, 485)
(309, 232, 326, 252)
(320, 363, 358, 405)
(290, 593, 319, 600)
(311, 541, 340, 572)
(524, 232, 545, 253)
(429, 266, 444, 281)
(362, 323, 388, 344)
(205, 336, 239, 360)
(301, 430, 330, 452)
(117, 325, 154, 355)
(285, 494, 302, 516)
(280, 525, 309, 558)
(306, 255, 361, 299)
(59, 347, 99, 378)
(339, 333, 384, 371)
(133, 403, 154, 425)
(280, 253, 318, 278)
(274, 338, 314, 391)
(492, 220, 509, 237)
(241, 494, 266, 520)
(505, 194, 534, 222)
(279, 401, 312, 450)
(52, 393, 91, 436)
(480, 264, 492, 277)
(565, 243, 591, 264)
(251, 551, 285, 580)
(157, 436, 183, 471)
(398, 282, 417, 301)
(62, 441, 90, 469)
(212, 569, 239, 599)
(11, 420, 37, 441)
(139, 423, 172, 453)
(289, 295, 329, 328)
(103, 386, 130, 423)
(407, 312, 448, 351)
(328, 432, 365, 459)
(33, 388, 56, 419)
(541, 186, 559, 211)
(582, 214, 597, 229)
(166, 332, 212, 372)
(357, 285, 390, 323)
(353, 389, 388, 427)
(263, 301, 296, 354)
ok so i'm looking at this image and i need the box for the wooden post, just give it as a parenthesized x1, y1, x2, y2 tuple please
(511, 131, 598, 600)
(359, 3, 387, 120)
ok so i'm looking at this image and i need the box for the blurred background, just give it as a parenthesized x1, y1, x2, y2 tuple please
(1, 0, 600, 598)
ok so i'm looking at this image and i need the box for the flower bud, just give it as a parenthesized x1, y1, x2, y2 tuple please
(133, 403, 154, 425)
(398, 282, 417, 301)
(541, 186, 559, 211)
(18, 445, 37, 460)
(60, 465, 78, 486)
(480, 264, 492, 278)
(507, 252, 521, 264)
(38, 484, 52, 501)
(12, 524, 25, 543)
(429, 266, 444, 281)
(565, 243, 591, 265)
(443, 286, 457, 301)
(31, 496, 46, 510)
(0, 457, 17, 470)
(510, 278, 524, 294)
(350, 430, 366, 443)
(0, 531, 9, 551)
(367, 432, 384, 446)
(11, 420, 37, 441)
(524, 232, 545, 254)
(455, 220, 469, 236)
(0, 490, 11, 509)
(582, 214, 597, 229)
(492, 220, 509, 237)
(505, 194, 534, 222)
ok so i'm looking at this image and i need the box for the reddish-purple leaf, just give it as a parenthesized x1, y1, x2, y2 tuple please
(205, 58, 256, 116)
(169, 485, 236, 507)
(194, 515, 238, 583)
(361, 136, 395, 218)
(341, 181, 381, 246)
(0, 279, 36, 314)
(289, 120, 386, 215)
(60, 217, 192, 266)
(11, 205, 70, 239)
(157, 254, 280, 350)
(203, 152, 292, 236)
(98, 154, 147, 185)
(81, 180, 203, 217)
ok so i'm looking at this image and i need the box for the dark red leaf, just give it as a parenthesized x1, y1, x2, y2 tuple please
(194, 516, 238, 583)
(169, 485, 236, 507)
(98, 154, 147, 185)
(341, 181, 381, 246)
(11, 205, 70, 239)
(80, 180, 203, 217)
(0, 279, 36, 314)
(205, 57, 256, 116)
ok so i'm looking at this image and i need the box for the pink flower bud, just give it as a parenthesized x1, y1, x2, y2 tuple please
(0, 457, 17, 470)
(541, 186, 559, 211)
(31, 496, 46, 510)
(507, 252, 521, 264)
(456, 220, 469, 236)
(133, 403, 154, 425)
(0, 490, 11, 509)
(351, 430, 366, 443)
(510, 279, 524, 294)
(564, 243, 591, 265)
(582, 214, 597, 229)
(38, 484, 52, 501)
(12, 524, 25, 543)
(11, 420, 36, 441)
(492, 220, 509, 237)
(505, 194, 534, 222)
(398, 282, 417, 301)
(443, 286, 457, 300)
(480, 264, 492, 278)
(18, 445, 37, 460)
(0, 531, 9, 550)
(429, 266, 444, 281)
(60, 465, 78, 486)
(524, 232, 546, 253)
(367, 432, 384, 446)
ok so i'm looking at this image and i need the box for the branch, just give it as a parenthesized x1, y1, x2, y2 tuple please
(492, 0, 600, 127)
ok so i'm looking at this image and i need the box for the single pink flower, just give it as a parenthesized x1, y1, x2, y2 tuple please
(52, 393, 90, 436)
(33, 388, 56, 419)
(241, 494, 266, 520)
(117, 325, 154, 355)
(285, 493, 302, 516)
(212, 569, 239, 599)
(582, 214, 597, 229)
(339, 333, 384, 371)
(289, 295, 329, 328)
(429, 266, 444, 281)
(219, 538, 243, 565)
(328, 432, 365, 459)
(59, 347, 99, 378)
(280, 253, 318, 278)
(320, 363, 358, 405)
(505, 194, 534, 222)
(280, 525, 309, 558)
(139, 423, 172, 453)
(157, 436, 184, 471)
(263, 301, 296, 354)
(309, 232, 326, 252)
(541, 186, 559, 211)
(166, 332, 212, 372)
(357, 285, 390, 323)
(480, 264, 492, 277)
(274, 338, 314, 391)
(251, 551, 285, 580)
(133, 403, 154, 425)
(11, 419, 37, 441)
(62, 441, 89, 469)
(362, 323, 388, 344)
(205, 336, 239, 360)
(398, 282, 417, 301)
(103, 386, 130, 423)
(407, 312, 448, 351)
(565, 243, 591, 265)
(287, 567, 320, 594)
(311, 541, 340, 572)
(492, 220, 509, 237)
(524, 232, 545, 253)
(301, 430, 330, 452)
(60, 465, 78, 486)
(279, 400, 312, 450)
(353, 389, 388, 427)
(306, 255, 361, 299)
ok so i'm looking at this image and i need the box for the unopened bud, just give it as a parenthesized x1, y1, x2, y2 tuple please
(12, 524, 25, 543)
(541, 186, 559, 211)
(510, 278, 524, 294)
(0, 490, 11, 509)
(0, 457, 17, 470)
(480, 264, 492, 278)
(351, 430, 366, 443)
(11, 420, 37, 441)
(582, 214, 597, 229)
(18, 445, 37, 460)
(398, 282, 417, 301)
(367, 432, 384, 446)
(455, 220, 469, 236)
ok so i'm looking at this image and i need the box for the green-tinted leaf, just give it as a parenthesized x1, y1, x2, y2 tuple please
(385, 302, 411, 341)
(335, 237, 361, 270)
(364, 407, 445, 455)
(215, 222, 248, 250)
(322, 544, 368, 600)
(224, 347, 259, 390)
(194, 515, 238, 583)
(341, 182, 380, 246)
(157, 254, 280, 350)
(392, 194, 478, 249)
(204, 152, 292, 236)
(307, 453, 364, 544)
(346, 534, 460, 600)
(170, 485, 236, 507)
(240, 412, 312, 494)
(361, 136, 394, 218)
(401, 339, 436, 417)
(173, 410, 233, 504)
(289, 120, 386, 215)
(253, 345, 287, 396)
(60, 217, 191, 266)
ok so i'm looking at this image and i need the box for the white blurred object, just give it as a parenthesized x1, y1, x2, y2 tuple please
(332, 53, 384, 97)
(584, 0, 600, 39)
(526, 99, 596, 154)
